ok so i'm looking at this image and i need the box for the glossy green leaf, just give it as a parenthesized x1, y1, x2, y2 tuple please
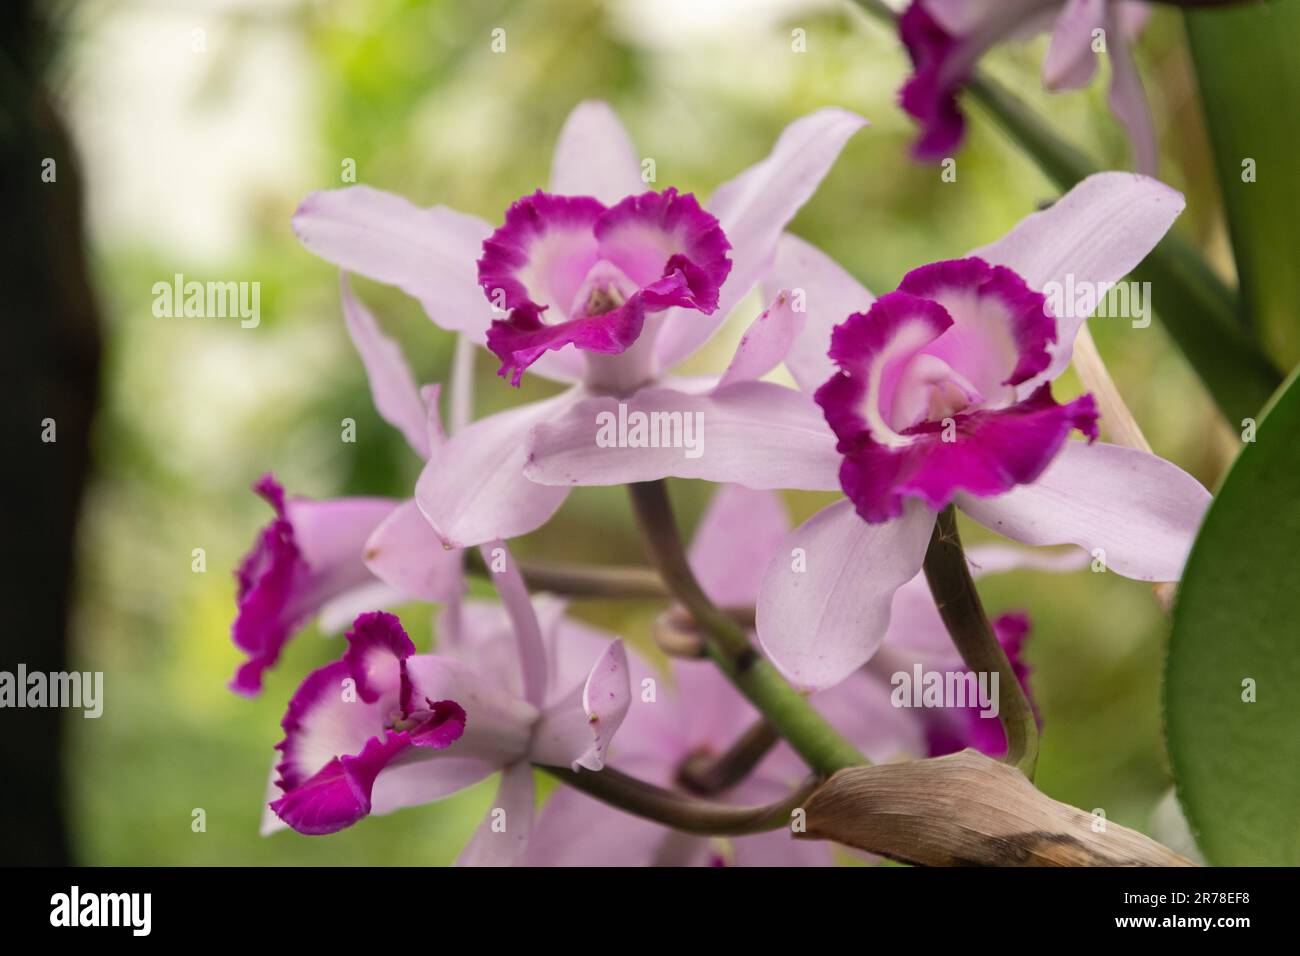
(1185, 0, 1300, 369)
(1166, 368, 1300, 865)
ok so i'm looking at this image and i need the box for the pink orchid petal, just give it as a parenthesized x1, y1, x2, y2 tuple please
(230, 478, 398, 696)
(596, 189, 731, 309)
(547, 610, 647, 710)
(524, 784, 676, 866)
(529, 639, 631, 771)
(689, 485, 791, 608)
(478, 191, 605, 320)
(549, 100, 646, 205)
(972, 173, 1184, 387)
(368, 757, 499, 820)
(1118, 0, 1151, 38)
(729, 829, 835, 867)
(293, 186, 493, 334)
(363, 500, 466, 603)
(270, 729, 412, 836)
(341, 610, 416, 707)
(339, 273, 430, 459)
(285, 496, 401, 573)
(956, 440, 1211, 582)
(814, 290, 953, 448)
(920, 0, 1006, 34)
(268, 612, 542, 836)
(898, 257, 1055, 399)
(671, 658, 760, 755)
(835, 384, 1099, 524)
(269, 616, 476, 835)
(579, 639, 633, 769)
(440, 596, 564, 701)
(1105, 8, 1159, 177)
(415, 389, 579, 548)
(899, 1, 1058, 161)
(456, 761, 535, 867)
(655, 108, 868, 371)
(316, 580, 407, 635)
(405, 655, 538, 765)
(482, 189, 729, 384)
(1042, 0, 1105, 92)
(881, 543, 1086, 664)
(717, 291, 805, 388)
(529, 348, 589, 385)
(272, 660, 385, 800)
(524, 381, 842, 491)
(419, 384, 447, 459)
(755, 499, 935, 691)
(761, 233, 875, 393)
(810, 667, 929, 763)
(481, 540, 549, 708)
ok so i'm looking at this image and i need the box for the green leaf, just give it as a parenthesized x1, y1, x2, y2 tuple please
(1185, 0, 1300, 369)
(1166, 368, 1300, 865)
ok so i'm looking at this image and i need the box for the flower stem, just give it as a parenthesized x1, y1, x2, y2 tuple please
(541, 764, 815, 836)
(676, 719, 781, 796)
(465, 548, 669, 600)
(922, 506, 1039, 778)
(627, 480, 867, 776)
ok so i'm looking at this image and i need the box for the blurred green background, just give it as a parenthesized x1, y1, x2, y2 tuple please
(50, 0, 1238, 863)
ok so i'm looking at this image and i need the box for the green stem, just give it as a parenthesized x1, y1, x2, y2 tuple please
(922, 507, 1038, 778)
(541, 764, 814, 836)
(627, 480, 867, 776)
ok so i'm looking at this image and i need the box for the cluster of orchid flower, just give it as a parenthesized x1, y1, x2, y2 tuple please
(228, 12, 1215, 862)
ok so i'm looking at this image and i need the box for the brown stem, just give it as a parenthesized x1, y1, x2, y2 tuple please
(541, 764, 816, 837)
(465, 548, 668, 600)
(676, 720, 781, 796)
(923, 506, 1039, 778)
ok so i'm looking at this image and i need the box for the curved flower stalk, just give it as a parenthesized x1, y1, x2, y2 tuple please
(228, 278, 466, 695)
(291, 100, 869, 548)
(524, 485, 1057, 865)
(750, 172, 1212, 689)
(899, 0, 1158, 174)
(262, 608, 631, 867)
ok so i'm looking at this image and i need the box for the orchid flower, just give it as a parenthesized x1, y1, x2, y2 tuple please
(523, 486, 1054, 865)
(749, 172, 1212, 688)
(900, 0, 1158, 174)
(263, 607, 631, 867)
(523, 172, 1208, 689)
(291, 100, 868, 548)
(228, 278, 465, 695)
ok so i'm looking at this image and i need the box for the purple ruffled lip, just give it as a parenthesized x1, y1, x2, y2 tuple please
(229, 474, 303, 697)
(271, 611, 467, 836)
(815, 257, 1099, 523)
(478, 187, 732, 385)
(898, 1, 967, 161)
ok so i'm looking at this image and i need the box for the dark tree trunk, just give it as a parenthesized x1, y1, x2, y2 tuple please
(0, 1, 103, 866)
